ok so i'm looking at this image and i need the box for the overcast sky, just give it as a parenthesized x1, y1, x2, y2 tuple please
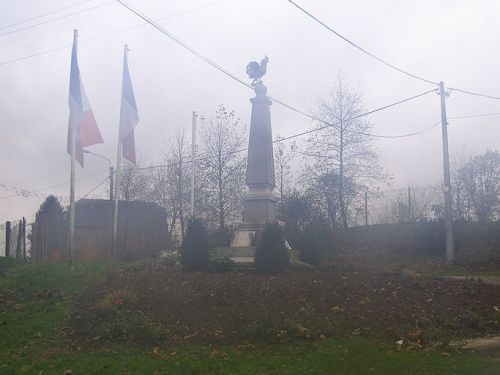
(1, 0, 499, 224)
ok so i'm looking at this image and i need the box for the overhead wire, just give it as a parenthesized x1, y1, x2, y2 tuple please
(0, 0, 94, 31)
(446, 87, 500, 101)
(0, 0, 236, 67)
(448, 112, 500, 120)
(80, 175, 112, 199)
(115, 0, 252, 89)
(287, 0, 438, 86)
(0, 1, 115, 37)
(287, 0, 500, 100)
(115, 0, 439, 139)
(0, 169, 109, 200)
(132, 90, 440, 172)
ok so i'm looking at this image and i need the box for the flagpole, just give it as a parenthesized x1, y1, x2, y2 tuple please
(69, 29, 78, 271)
(112, 44, 129, 261)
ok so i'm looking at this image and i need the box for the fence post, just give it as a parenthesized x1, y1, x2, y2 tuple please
(5, 221, 11, 257)
(16, 219, 23, 259)
(22, 217, 27, 261)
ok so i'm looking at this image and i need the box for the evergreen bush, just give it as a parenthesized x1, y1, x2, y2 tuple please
(181, 219, 210, 271)
(255, 223, 289, 273)
(296, 225, 331, 266)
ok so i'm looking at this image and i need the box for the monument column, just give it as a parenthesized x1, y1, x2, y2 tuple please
(242, 82, 276, 227)
(230, 57, 276, 250)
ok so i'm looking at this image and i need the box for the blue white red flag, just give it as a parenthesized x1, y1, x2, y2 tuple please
(119, 47, 139, 164)
(67, 32, 103, 166)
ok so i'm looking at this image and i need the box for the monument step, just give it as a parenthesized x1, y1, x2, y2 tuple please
(215, 246, 255, 258)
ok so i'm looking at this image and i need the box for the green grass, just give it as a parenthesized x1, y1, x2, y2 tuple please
(3, 338, 499, 375)
(1, 259, 499, 375)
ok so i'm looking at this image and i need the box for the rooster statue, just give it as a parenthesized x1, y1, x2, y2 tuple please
(246, 56, 269, 86)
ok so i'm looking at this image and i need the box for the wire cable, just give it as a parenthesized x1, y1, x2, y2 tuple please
(287, 0, 438, 86)
(132, 91, 440, 172)
(0, 169, 108, 200)
(0, 0, 236, 67)
(115, 0, 253, 89)
(446, 87, 500, 101)
(80, 175, 110, 199)
(0, 1, 114, 37)
(288, 1, 500, 100)
(115, 0, 438, 139)
(448, 112, 500, 120)
(0, 0, 94, 31)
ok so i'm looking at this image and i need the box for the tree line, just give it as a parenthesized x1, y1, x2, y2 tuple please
(32, 77, 500, 250)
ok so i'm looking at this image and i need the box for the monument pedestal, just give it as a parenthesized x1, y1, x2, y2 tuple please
(226, 81, 276, 263)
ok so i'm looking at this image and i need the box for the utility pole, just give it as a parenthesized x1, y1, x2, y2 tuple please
(190, 111, 198, 217)
(438, 81, 454, 263)
(109, 166, 114, 201)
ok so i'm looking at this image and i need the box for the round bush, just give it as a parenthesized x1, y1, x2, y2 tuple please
(255, 223, 289, 273)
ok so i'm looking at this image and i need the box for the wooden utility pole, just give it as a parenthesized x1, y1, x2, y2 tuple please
(5, 221, 11, 257)
(438, 81, 454, 263)
(109, 166, 114, 201)
(190, 111, 197, 217)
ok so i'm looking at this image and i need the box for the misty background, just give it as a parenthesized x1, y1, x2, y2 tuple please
(1, 0, 499, 224)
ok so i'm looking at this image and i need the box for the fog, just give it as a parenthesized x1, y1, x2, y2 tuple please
(1, 0, 499, 223)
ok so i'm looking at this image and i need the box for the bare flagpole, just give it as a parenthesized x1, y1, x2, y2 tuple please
(68, 29, 78, 271)
(112, 44, 129, 261)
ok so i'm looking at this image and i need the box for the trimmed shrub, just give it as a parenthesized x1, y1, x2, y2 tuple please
(296, 225, 331, 266)
(208, 253, 235, 273)
(181, 218, 210, 271)
(255, 223, 289, 273)
(209, 227, 234, 247)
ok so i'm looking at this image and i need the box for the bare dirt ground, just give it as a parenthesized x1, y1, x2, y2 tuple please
(69, 261, 500, 350)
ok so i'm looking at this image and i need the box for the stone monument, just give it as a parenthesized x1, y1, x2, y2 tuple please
(230, 56, 276, 257)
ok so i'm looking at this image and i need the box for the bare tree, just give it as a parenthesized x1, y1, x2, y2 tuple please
(390, 186, 440, 223)
(455, 150, 500, 222)
(198, 105, 246, 230)
(118, 161, 151, 202)
(165, 132, 191, 239)
(302, 75, 385, 228)
(274, 136, 296, 221)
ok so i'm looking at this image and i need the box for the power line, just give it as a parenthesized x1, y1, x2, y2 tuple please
(270, 89, 437, 139)
(0, 169, 108, 200)
(132, 90, 441, 172)
(0, 1, 114, 37)
(0, 0, 235, 67)
(287, 0, 438, 86)
(80, 175, 110, 199)
(449, 112, 500, 120)
(115, 0, 253, 89)
(447, 87, 500, 101)
(0, 0, 94, 31)
(288, 1, 500, 101)
(115, 1, 439, 137)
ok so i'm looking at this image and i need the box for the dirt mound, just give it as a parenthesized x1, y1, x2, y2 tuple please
(69, 261, 500, 348)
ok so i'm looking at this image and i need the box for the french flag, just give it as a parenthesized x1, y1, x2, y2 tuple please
(67, 31, 103, 166)
(119, 46, 139, 164)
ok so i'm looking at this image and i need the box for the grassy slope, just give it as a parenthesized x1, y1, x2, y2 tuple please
(0, 259, 498, 375)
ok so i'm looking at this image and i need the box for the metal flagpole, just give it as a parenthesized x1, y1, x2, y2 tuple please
(112, 44, 129, 261)
(69, 29, 78, 271)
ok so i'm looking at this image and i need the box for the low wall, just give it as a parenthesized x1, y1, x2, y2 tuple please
(330, 221, 500, 267)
